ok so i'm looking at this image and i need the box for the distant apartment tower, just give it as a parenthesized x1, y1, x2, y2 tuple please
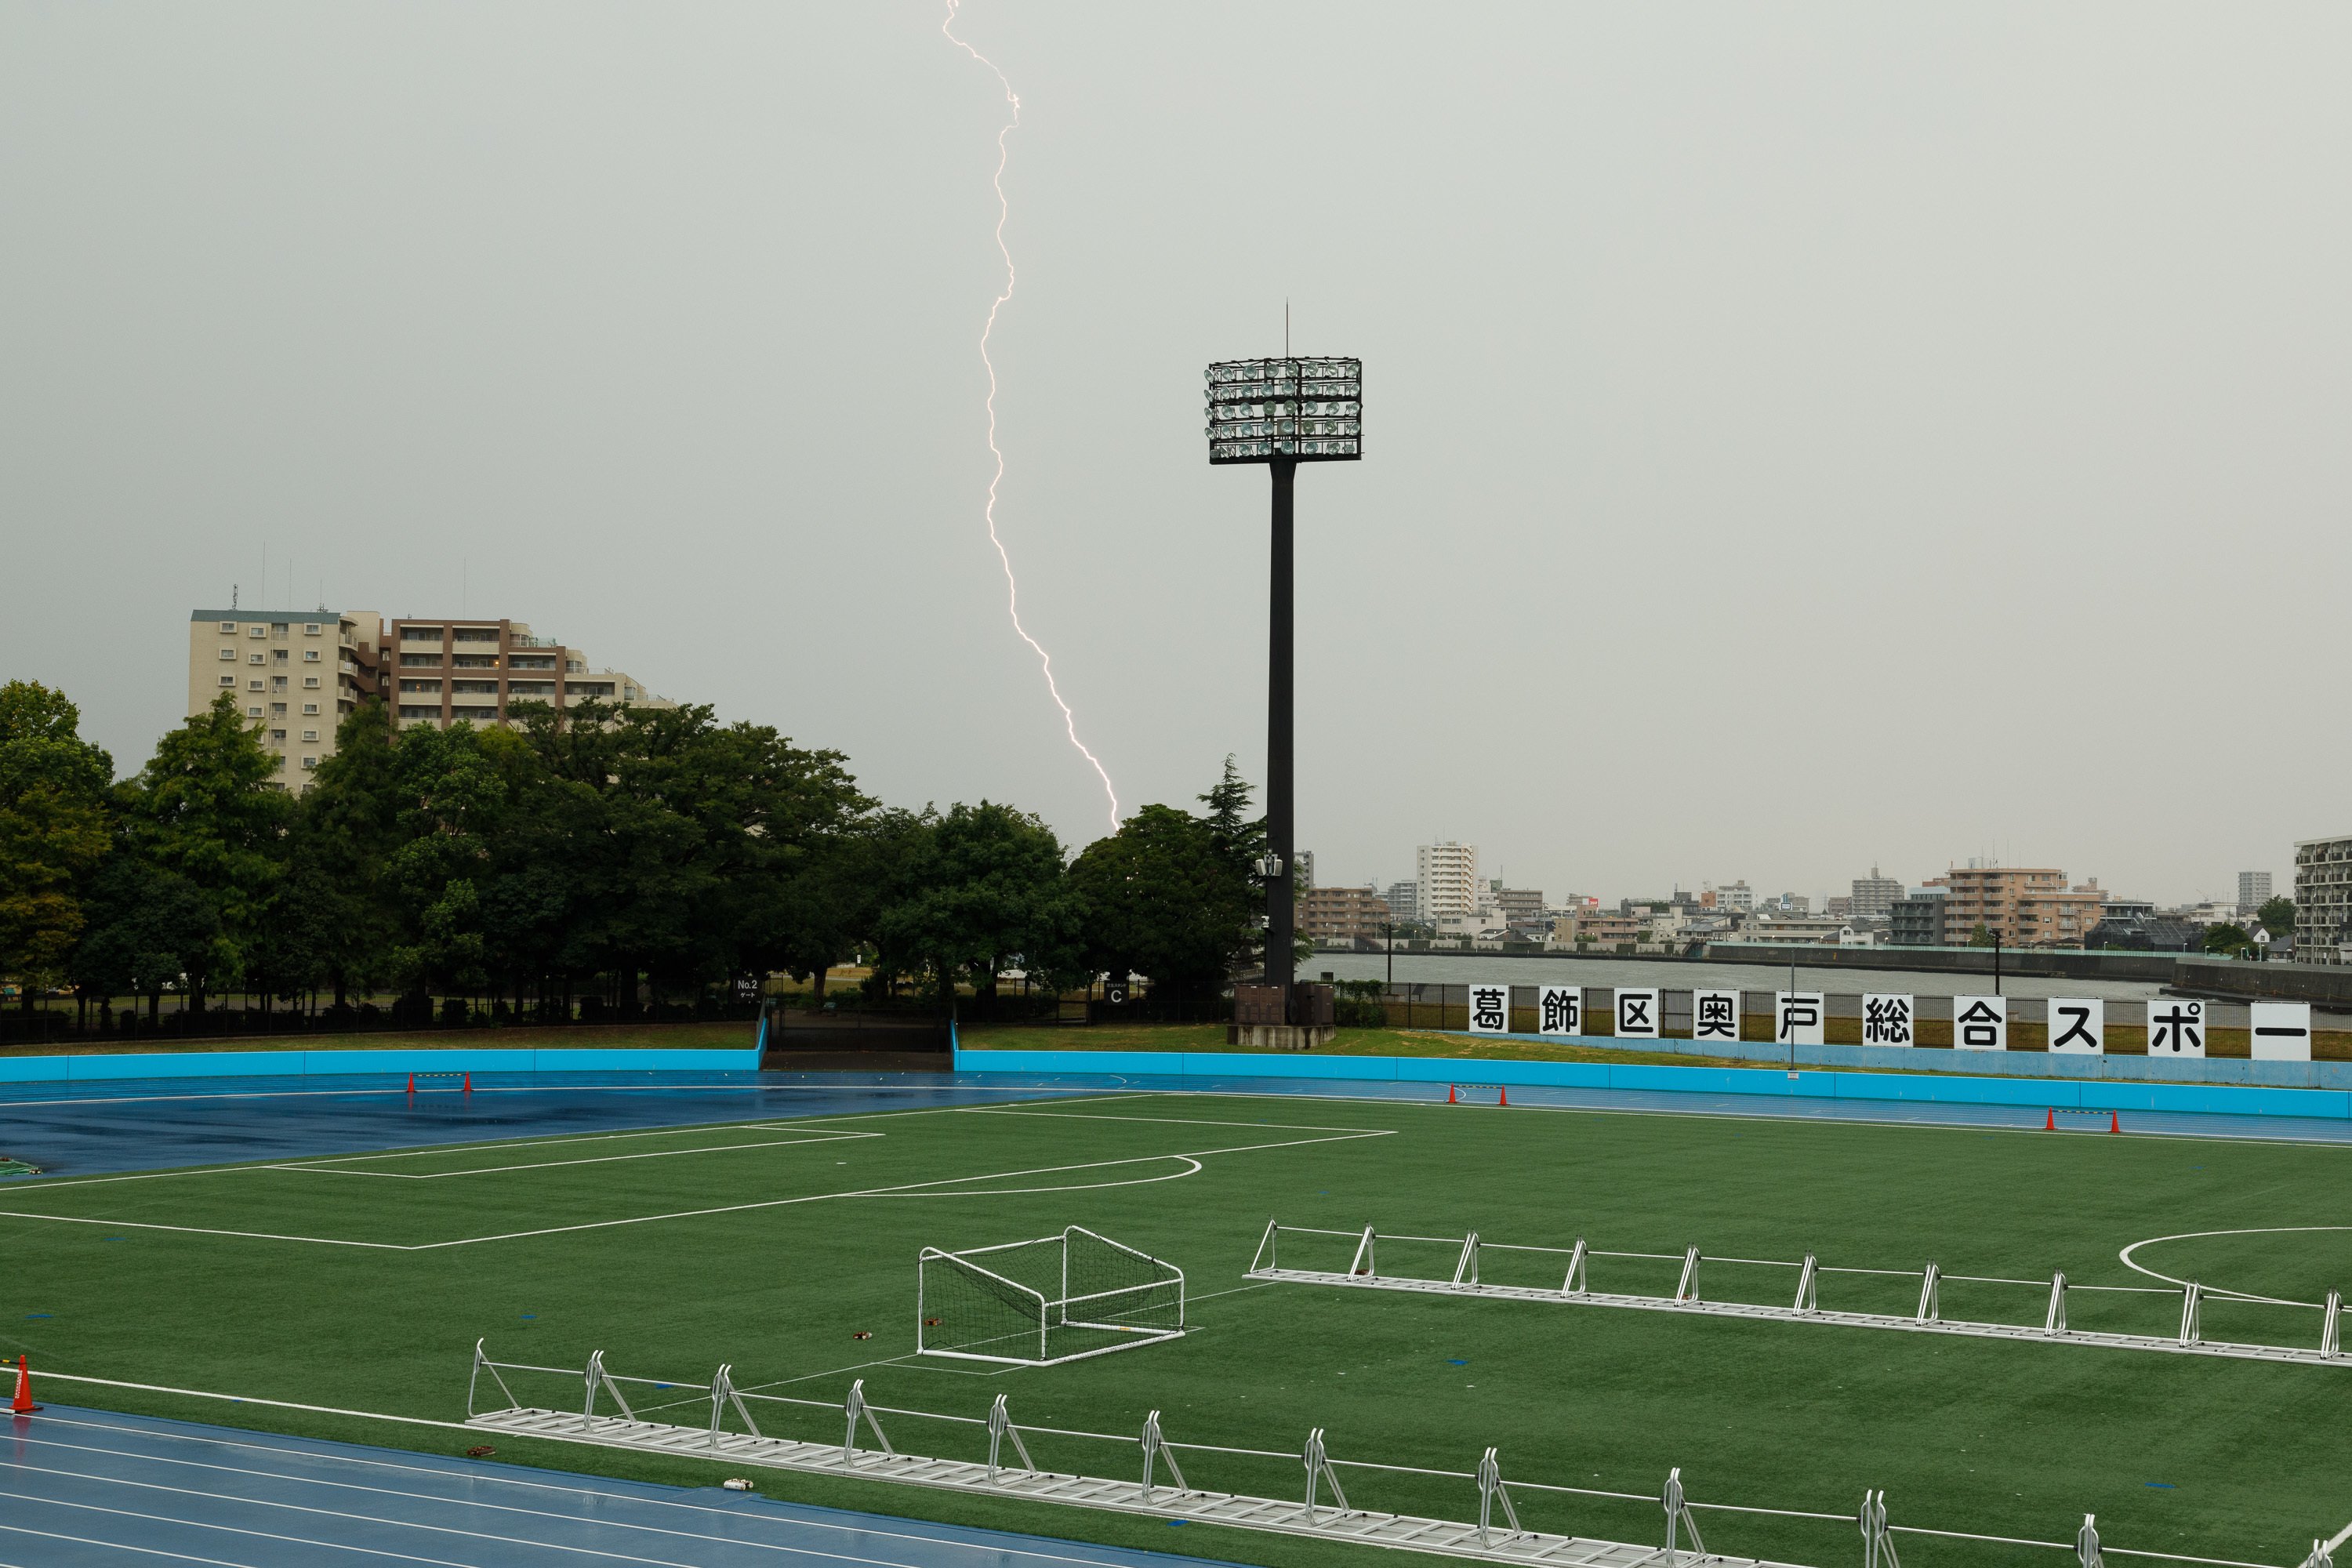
(187, 609, 383, 792)
(2293, 837, 2352, 964)
(1294, 851, 1315, 890)
(1941, 866, 2103, 947)
(1711, 880, 1754, 913)
(1383, 881, 1420, 923)
(1849, 866, 1904, 920)
(2238, 870, 2272, 913)
(189, 608, 672, 793)
(1888, 887, 1949, 947)
(1300, 886, 1392, 946)
(1491, 886, 1545, 924)
(382, 617, 670, 731)
(1415, 841, 1480, 923)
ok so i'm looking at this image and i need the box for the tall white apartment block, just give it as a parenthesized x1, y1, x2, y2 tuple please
(2238, 870, 2272, 913)
(1415, 841, 1481, 924)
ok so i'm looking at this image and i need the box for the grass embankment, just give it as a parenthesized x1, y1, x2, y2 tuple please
(0, 1019, 752, 1058)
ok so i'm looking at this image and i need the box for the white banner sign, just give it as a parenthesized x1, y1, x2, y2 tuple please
(1861, 993, 1915, 1047)
(2147, 997, 2206, 1058)
(1775, 991, 1824, 1047)
(1467, 983, 1512, 1036)
(1693, 989, 1742, 1042)
(1953, 996, 2008, 1051)
(2047, 999, 2104, 1054)
(1615, 988, 1661, 1039)
(1537, 983, 1582, 1038)
(2252, 1002, 2313, 1062)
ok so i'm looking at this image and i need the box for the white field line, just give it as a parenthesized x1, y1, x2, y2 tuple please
(17, 1411, 1192, 1568)
(0, 1211, 407, 1250)
(260, 1130, 884, 1181)
(408, 1130, 1387, 1250)
(10, 1120, 880, 1193)
(2117, 1226, 2352, 1308)
(270, 1120, 874, 1167)
(0, 1494, 492, 1568)
(1109, 1086, 2352, 1153)
(959, 1108, 1396, 1133)
(0, 1128, 1390, 1251)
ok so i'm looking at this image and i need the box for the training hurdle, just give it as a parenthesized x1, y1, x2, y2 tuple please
(406, 1071, 472, 1095)
(2044, 1107, 2120, 1133)
(1247, 1220, 2351, 1369)
(462, 1340, 2344, 1568)
(1447, 1083, 1509, 1105)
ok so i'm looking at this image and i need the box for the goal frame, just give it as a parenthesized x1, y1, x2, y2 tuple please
(916, 1225, 1185, 1367)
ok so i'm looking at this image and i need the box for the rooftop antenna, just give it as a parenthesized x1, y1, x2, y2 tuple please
(232, 584, 239, 610)
(1284, 299, 1290, 357)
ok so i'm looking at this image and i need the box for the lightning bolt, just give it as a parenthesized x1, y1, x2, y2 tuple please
(942, 0, 1120, 833)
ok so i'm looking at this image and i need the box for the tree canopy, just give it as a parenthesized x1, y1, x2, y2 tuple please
(7, 684, 1282, 1021)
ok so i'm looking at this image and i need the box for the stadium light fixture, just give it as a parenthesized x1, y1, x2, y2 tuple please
(1207, 356, 1362, 1019)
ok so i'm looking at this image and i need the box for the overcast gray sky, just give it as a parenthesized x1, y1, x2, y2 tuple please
(5, 2, 2347, 908)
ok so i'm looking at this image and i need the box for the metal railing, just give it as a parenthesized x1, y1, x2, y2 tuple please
(1247, 1221, 2351, 1370)
(463, 1340, 2343, 1568)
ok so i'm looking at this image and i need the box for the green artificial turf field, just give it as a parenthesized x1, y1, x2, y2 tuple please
(7, 1091, 2351, 1568)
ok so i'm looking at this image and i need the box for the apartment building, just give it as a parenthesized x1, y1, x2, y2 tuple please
(188, 608, 671, 792)
(379, 617, 670, 731)
(1707, 880, 1754, 913)
(1301, 885, 1394, 946)
(1382, 881, 1419, 923)
(2294, 836, 2352, 964)
(187, 609, 383, 791)
(1888, 887, 1948, 947)
(1415, 841, 1481, 923)
(1940, 866, 2103, 947)
(2238, 870, 2272, 914)
(1849, 866, 1904, 920)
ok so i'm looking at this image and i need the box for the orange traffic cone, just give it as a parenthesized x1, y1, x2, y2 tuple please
(10, 1355, 38, 1414)
(405, 1073, 416, 1095)
(2108, 1111, 2121, 1134)
(2044, 1109, 2056, 1131)
(1446, 1083, 1457, 1104)
(463, 1073, 473, 1094)
(1498, 1085, 1508, 1108)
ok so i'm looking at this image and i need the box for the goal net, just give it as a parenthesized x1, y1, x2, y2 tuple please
(917, 1226, 1185, 1366)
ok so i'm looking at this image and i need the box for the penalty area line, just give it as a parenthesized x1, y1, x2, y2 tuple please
(0, 1127, 1390, 1252)
(409, 1127, 1393, 1250)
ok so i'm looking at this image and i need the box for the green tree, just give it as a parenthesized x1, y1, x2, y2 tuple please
(873, 801, 1080, 1003)
(2203, 921, 2253, 956)
(1067, 801, 1258, 996)
(298, 699, 408, 1007)
(70, 852, 224, 1025)
(1965, 924, 1997, 948)
(0, 681, 114, 1009)
(118, 692, 291, 1011)
(2257, 895, 2296, 938)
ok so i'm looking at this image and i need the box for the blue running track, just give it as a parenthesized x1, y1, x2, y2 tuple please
(6, 1066, 2352, 1181)
(2, 1403, 1248, 1568)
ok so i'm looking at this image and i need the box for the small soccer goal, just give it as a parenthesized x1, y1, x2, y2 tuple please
(917, 1226, 1185, 1366)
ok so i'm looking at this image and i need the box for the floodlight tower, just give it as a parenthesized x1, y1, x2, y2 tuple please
(1206, 355, 1363, 1014)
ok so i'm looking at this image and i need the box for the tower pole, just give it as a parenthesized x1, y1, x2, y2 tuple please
(1265, 457, 1298, 1011)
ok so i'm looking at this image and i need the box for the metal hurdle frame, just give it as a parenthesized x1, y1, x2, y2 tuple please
(1247, 1221, 2351, 1370)
(463, 1339, 2339, 1568)
(916, 1225, 1185, 1367)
